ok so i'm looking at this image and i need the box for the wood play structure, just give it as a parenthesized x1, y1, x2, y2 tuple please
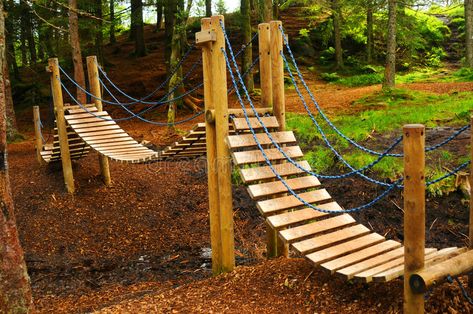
(35, 15, 473, 313)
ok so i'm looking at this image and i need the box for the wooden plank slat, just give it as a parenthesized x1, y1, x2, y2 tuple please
(66, 116, 114, 125)
(278, 211, 355, 243)
(240, 160, 312, 183)
(67, 120, 117, 129)
(89, 141, 138, 149)
(99, 147, 152, 154)
(248, 175, 320, 199)
(353, 248, 437, 283)
(257, 189, 332, 216)
(232, 146, 303, 165)
(268, 207, 330, 230)
(226, 131, 296, 149)
(66, 107, 98, 114)
(373, 247, 466, 283)
(232, 117, 279, 131)
(306, 233, 386, 266)
(292, 225, 371, 255)
(84, 137, 139, 145)
(65, 111, 108, 119)
(321, 240, 402, 274)
(76, 129, 126, 137)
(73, 125, 121, 133)
(80, 133, 131, 141)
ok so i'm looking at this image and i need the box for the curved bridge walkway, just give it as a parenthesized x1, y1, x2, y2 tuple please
(227, 115, 464, 283)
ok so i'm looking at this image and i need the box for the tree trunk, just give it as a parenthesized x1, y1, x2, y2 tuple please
(241, 0, 254, 92)
(164, 0, 177, 72)
(205, 0, 212, 16)
(383, 0, 396, 89)
(95, 0, 104, 64)
(68, 0, 87, 103)
(4, 0, 18, 78)
(157, 0, 164, 30)
(466, 0, 473, 67)
(167, 24, 183, 130)
(366, 0, 373, 64)
(180, 0, 192, 51)
(131, 0, 146, 57)
(0, 1, 33, 311)
(20, 26, 27, 66)
(23, 1, 36, 64)
(332, 0, 343, 69)
(110, 0, 116, 43)
(273, 0, 279, 20)
(262, 0, 272, 22)
(3, 62, 17, 141)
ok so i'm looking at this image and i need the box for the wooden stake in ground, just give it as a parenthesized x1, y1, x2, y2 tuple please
(269, 20, 288, 258)
(49, 58, 75, 193)
(86, 56, 111, 186)
(0, 1, 33, 310)
(403, 124, 425, 314)
(211, 14, 235, 272)
(33, 106, 44, 165)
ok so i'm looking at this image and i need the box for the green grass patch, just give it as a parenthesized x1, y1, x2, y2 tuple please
(286, 88, 472, 181)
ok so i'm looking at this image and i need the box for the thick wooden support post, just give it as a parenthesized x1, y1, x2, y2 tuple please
(258, 23, 272, 108)
(49, 58, 75, 194)
(211, 15, 235, 273)
(33, 106, 45, 165)
(410, 250, 473, 293)
(403, 124, 425, 314)
(468, 115, 473, 288)
(270, 20, 285, 131)
(267, 20, 288, 258)
(86, 56, 111, 186)
(202, 18, 223, 275)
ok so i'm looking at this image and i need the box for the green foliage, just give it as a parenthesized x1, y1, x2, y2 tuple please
(215, 0, 227, 15)
(330, 73, 383, 87)
(320, 72, 340, 82)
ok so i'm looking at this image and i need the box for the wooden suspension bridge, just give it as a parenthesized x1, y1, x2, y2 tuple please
(34, 15, 473, 314)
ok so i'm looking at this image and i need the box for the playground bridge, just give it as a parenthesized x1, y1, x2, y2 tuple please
(34, 15, 473, 313)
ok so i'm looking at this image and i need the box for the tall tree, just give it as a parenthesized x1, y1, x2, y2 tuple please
(465, 0, 473, 67)
(0, 1, 33, 311)
(20, 0, 36, 64)
(95, 0, 104, 64)
(131, 0, 146, 56)
(157, 0, 164, 30)
(69, 0, 87, 103)
(383, 0, 397, 88)
(241, 0, 254, 92)
(332, 0, 343, 69)
(262, 0, 272, 22)
(366, 0, 374, 64)
(110, 0, 116, 43)
(206, 0, 212, 16)
(164, 0, 177, 69)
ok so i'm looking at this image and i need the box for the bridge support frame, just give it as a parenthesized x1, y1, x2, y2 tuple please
(201, 15, 235, 275)
(403, 124, 426, 314)
(48, 58, 75, 194)
(86, 56, 112, 186)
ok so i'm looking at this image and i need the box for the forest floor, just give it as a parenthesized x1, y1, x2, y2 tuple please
(9, 25, 473, 313)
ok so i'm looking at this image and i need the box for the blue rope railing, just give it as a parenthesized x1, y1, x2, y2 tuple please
(220, 20, 401, 213)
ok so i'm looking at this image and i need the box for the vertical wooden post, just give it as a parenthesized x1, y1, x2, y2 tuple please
(268, 20, 288, 258)
(403, 124, 425, 314)
(49, 58, 75, 194)
(211, 15, 235, 272)
(258, 23, 272, 108)
(202, 18, 223, 275)
(33, 106, 44, 165)
(86, 56, 111, 186)
(270, 20, 285, 131)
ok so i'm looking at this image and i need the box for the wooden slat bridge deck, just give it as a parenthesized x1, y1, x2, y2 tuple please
(40, 105, 208, 164)
(227, 116, 466, 283)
